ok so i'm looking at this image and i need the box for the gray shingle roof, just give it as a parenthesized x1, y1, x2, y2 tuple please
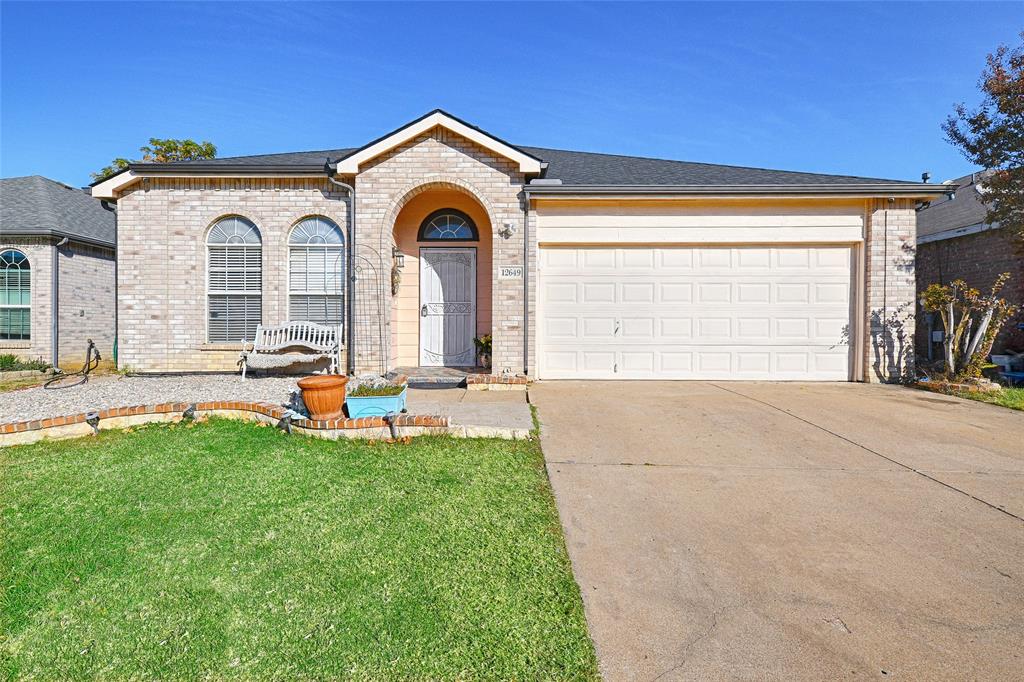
(134, 147, 357, 169)
(127, 143, 920, 187)
(916, 171, 993, 238)
(1, 175, 115, 247)
(518, 146, 918, 186)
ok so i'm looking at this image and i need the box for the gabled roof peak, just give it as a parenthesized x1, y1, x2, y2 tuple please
(333, 109, 543, 175)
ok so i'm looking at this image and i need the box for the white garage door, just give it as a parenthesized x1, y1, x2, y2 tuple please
(537, 246, 854, 380)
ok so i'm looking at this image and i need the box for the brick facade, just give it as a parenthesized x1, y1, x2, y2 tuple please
(0, 238, 53, 363)
(915, 227, 1024, 360)
(115, 130, 534, 376)
(110, 128, 920, 383)
(56, 242, 116, 367)
(0, 238, 114, 369)
(117, 178, 350, 372)
(864, 199, 917, 383)
(348, 126, 528, 376)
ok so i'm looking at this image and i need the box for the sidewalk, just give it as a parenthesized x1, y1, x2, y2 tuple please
(406, 387, 534, 438)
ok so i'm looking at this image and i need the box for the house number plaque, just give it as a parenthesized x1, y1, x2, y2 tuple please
(498, 265, 524, 280)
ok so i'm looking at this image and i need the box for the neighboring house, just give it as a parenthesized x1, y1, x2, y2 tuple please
(916, 171, 1023, 362)
(0, 175, 116, 368)
(91, 110, 948, 382)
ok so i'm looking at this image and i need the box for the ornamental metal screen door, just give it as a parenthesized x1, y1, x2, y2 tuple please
(419, 248, 476, 367)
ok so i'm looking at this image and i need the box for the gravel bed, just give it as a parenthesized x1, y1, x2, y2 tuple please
(0, 375, 303, 424)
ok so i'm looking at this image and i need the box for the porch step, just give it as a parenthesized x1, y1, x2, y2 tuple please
(404, 374, 467, 388)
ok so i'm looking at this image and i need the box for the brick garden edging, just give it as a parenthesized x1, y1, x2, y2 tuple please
(465, 374, 528, 391)
(0, 369, 52, 380)
(0, 400, 470, 448)
(915, 379, 1002, 395)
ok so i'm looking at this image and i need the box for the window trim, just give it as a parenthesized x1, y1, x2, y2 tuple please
(0, 248, 31, 342)
(417, 208, 479, 242)
(287, 216, 346, 327)
(205, 216, 263, 343)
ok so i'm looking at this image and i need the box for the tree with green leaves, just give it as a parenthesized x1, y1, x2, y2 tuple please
(91, 138, 217, 181)
(943, 33, 1023, 243)
(921, 274, 1018, 380)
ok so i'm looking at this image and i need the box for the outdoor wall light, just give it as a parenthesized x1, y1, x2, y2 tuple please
(498, 222, 518, 239)
(392, 246, 405, 269)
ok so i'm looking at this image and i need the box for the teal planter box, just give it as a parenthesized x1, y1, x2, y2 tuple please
(345, 387, 407, 418)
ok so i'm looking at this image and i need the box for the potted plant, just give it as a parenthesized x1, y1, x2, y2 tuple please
(297, 374, 349, 420)
(473, 334, 492, 369)
(345, 375, 408, 418)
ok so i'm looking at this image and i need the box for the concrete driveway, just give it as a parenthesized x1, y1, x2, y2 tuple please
(531, 382, 1024, 680)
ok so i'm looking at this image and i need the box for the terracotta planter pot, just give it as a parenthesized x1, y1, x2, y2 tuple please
(297, 374, 349, 420)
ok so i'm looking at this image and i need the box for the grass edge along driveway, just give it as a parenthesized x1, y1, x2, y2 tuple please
(1, 419, 598, 680)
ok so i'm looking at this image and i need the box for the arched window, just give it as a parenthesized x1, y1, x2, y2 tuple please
(418, 209, 478, 241)
(288, 217, 345, 326)
(207, 217, 262, 343)
(0, 249, 30, 341)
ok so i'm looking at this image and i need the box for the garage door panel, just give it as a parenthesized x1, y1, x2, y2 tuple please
(582, 282, 615, 303)
(582, 317, 616, 339)
(538, 246, 853, 381)
(660, 283, 693, 303)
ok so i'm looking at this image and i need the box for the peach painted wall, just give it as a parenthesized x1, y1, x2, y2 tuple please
(391, 189, 493, 367)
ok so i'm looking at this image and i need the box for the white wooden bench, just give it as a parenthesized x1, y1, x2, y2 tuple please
(239, 322, 343, 380)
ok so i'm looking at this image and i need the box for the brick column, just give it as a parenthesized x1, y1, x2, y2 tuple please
(864, 199, 917, 383)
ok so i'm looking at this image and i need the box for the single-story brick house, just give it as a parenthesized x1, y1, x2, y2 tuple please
(0, 175, 116, 368)
(90, 110, 949, 382)
(915, 171, 1023, 362)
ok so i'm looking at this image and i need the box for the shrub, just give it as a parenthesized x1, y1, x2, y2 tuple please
(922, 273, 1018, 380)
(473, 334, 492, 360)
(0, 354, 51, 372)
(346, 374, 406, 397)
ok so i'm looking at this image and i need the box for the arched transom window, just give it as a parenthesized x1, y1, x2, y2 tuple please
(288, 216, 345, 326)
(0, 249, 30, 341)
(418, 209, 478, 241)
(207, 216, 262, 343)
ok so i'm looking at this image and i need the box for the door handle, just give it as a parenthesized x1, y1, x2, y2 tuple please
(421, 304, 428, 317)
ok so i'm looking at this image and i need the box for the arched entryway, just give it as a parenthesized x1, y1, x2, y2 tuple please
(390, 187, 493, 368)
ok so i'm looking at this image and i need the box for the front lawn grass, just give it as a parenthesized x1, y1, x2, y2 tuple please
(1, 420, 597, 679)
(955, 386, 1024, 411)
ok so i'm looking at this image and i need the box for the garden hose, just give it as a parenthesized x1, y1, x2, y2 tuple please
(44, 339, 100, 390)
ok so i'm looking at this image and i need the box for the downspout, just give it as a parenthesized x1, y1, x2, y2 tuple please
(52, 236, 69, 369)
(522, 191, 530, 377)
(101, 200, 117, 367)
(325, 162, 356, 375)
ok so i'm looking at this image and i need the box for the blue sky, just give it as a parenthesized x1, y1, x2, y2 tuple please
(1, 2, 1020, 187)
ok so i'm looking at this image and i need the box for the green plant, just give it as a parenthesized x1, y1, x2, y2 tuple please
(921, 273, 1018, 380)
(0, 354, 51, 372)
(944, 33, 1024, 251)
(346, 374, 406, 397)
(473, 334, 492, 359)
(347, 383, 406, 397)
(92, 137, 217, 181)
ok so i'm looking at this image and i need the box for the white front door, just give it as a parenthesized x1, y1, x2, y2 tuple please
(419, 248, 477, 367)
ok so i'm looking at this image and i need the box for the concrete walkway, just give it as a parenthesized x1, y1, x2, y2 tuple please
(532, 381, 1024, 681)
(407, 387, 533, 438)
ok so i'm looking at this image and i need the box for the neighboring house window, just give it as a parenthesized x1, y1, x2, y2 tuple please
(207, 217, 262, 343)
(0, 249, 30, 341)
(288, 216, 345, 326)
(418, 209, 479, 241)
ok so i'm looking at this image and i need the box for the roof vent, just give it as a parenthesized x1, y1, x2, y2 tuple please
(529, 178, 562, 185)
(921, 171, 931, 183)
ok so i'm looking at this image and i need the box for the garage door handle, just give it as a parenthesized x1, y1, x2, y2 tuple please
(614, 319, 620, 336)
